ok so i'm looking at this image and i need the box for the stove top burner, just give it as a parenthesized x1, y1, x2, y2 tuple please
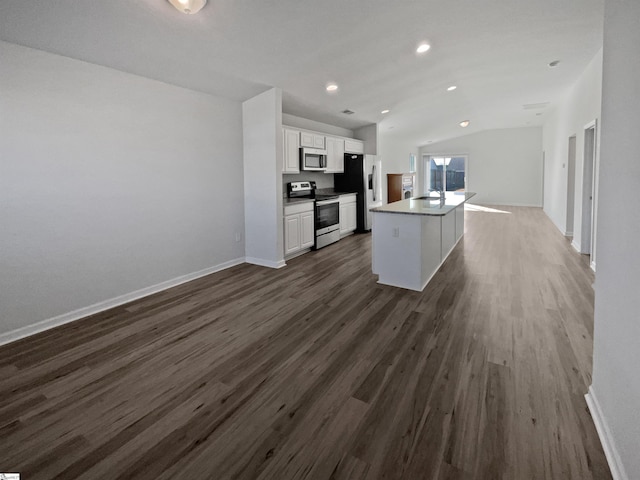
(314, 194, 339, 201)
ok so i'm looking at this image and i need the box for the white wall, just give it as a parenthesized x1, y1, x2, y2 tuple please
(283, 172, 334, 191)
(542, 50, 603, 245)
(420, 127, 543, 206)
(377, 133, 419, 204)
(282, 113, 353, 138)
(354, 124, 378, 155)
(243, 88, 285, 268)
(589, 2, 640, 479)
(0, 41, 245, 343)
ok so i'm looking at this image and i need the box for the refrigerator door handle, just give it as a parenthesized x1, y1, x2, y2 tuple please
(372, 164, 377, 202)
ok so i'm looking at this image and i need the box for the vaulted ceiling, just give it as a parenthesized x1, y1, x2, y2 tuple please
(0, 0, 604, 145)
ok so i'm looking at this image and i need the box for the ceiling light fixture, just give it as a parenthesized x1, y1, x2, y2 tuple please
(447, 85, 457, 91)
(326, 83, 339, 92)
(168, 0, 207, 14)
(381, 109, 390, 114)
(416, 43, 431, 54)
(459, 120, 470, 128)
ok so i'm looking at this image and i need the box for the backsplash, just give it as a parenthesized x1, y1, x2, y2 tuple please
(283, 171, 334, 194)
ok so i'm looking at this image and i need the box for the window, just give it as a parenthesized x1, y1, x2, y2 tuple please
(423, 155, 467, 193)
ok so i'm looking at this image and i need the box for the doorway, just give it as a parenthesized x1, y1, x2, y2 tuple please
(423, 155, 467, 194)
(581, 121, 597, 265)
(566, 136, 577, 236)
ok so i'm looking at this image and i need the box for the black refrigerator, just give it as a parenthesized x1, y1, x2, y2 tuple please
(334, 153, 382, 232)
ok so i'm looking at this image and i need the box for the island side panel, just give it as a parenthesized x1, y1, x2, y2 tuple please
(420, 215, 444, 289)
(372, 212, 424, 291)
(455, 204, 464, 241)
(441, 208, 457, 261)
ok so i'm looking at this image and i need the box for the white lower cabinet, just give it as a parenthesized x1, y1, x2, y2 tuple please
(284, 202, 315, 256)
(284, 215, 301, 254)
(339, 194, 357, 235)
(300, 210, 314, 248)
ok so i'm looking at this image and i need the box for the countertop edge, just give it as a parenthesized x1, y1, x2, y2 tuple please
(370, 192, 476, 216)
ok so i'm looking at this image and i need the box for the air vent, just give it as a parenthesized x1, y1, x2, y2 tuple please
(342, 109, 355, 115)
(523, 102, 550, 110)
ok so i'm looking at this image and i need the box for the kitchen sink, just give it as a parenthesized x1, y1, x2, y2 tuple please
(413, 195, 443, 200)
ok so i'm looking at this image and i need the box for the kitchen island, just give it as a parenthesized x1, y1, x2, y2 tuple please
(370, 192, 476, 291)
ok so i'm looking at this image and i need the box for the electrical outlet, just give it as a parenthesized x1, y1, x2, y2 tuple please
(235, 232, 242, 242)
(392, 227, 400, 237)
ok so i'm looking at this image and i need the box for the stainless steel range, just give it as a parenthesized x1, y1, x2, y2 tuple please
(287, 181, 340, 250)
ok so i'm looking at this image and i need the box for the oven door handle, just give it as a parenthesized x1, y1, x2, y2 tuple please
(316, 199, 339, 206)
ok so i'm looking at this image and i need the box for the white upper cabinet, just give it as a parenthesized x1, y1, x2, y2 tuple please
(300, 131, 325, 149)
(325, 136, 345, 173)
(344, 139, 364, 154)
(283, 127, 300, 174)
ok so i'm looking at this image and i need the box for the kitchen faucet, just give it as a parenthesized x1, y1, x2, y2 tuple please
(429, 188, 446, 200)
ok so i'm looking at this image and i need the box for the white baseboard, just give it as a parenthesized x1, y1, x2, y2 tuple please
(585, 386, 628, 480)
(284, 248, 312, 262)
(245, 257, 286, 269)
(590, 260, 596, 272)
(0, 257, 245, 347)
(571, 240, 581, 253)
(545, 212, 568, 237)
(565, 230, 574, 237)
(476, 202, 543, 207)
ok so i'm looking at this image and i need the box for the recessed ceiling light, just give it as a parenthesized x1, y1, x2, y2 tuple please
(447, 85, 457, 91)
(548, 60, 560, 68)
(416, 43, 431, 54)
(168, 0, 207, 14)
(459, 120, 470, 128)
(326, 83, 338, 92)
(381, 109, 390, 114)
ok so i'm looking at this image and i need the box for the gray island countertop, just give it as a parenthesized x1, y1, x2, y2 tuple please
(371, 192, 476, 216)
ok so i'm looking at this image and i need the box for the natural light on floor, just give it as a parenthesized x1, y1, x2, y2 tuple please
(465, 204, 512, 214)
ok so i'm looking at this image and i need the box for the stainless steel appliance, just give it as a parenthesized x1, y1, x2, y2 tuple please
(314, 195, 340, 249)
(300, 147, 327, 171)
(402, 173, 416, 199)
(334, 154, 382, 231)
(286, 181, 340, 249)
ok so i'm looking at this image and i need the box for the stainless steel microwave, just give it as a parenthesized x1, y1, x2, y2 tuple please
(300, 147, 327, 171)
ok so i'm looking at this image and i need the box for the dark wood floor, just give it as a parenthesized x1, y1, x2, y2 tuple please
(0, 206, 611, 479)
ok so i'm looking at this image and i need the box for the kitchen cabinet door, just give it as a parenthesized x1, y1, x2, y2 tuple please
(344, 139, 364, 154)
(346, 202, 357, 231)
(325, 137, 345, 173)
(284, 214, 301, 255)
(339, 204, 348, 234)
(339, 195, 357, 235)
(300, 211, 315, 249)
(283, 128, 300, 174)
(300, 132, 325, 149)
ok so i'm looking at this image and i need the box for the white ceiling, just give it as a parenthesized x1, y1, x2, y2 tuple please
(0, 0, 604, 145)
